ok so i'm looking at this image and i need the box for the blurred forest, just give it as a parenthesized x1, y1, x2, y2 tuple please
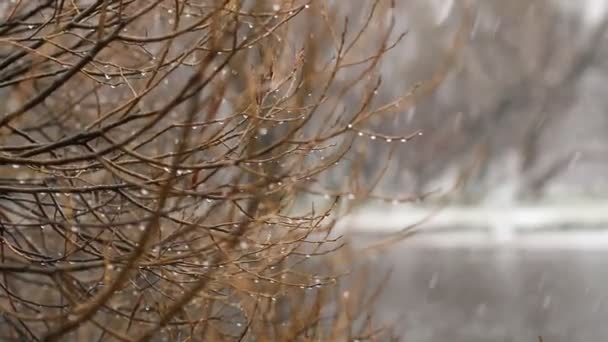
(358, 0, 608, 204)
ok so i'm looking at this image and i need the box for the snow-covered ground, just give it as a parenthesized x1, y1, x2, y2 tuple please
(337, 199, 608, 248)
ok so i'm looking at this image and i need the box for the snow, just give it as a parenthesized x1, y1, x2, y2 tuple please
(337, 200, 608, 248)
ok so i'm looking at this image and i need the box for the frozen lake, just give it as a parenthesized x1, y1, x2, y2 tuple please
(351, 237, 608, 342)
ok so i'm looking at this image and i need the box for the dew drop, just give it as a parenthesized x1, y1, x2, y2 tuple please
(542, 295, 552, 309)
(429, 273, 439, 289)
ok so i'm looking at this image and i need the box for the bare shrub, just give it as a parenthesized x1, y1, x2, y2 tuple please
(0, 1, 461, 340)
